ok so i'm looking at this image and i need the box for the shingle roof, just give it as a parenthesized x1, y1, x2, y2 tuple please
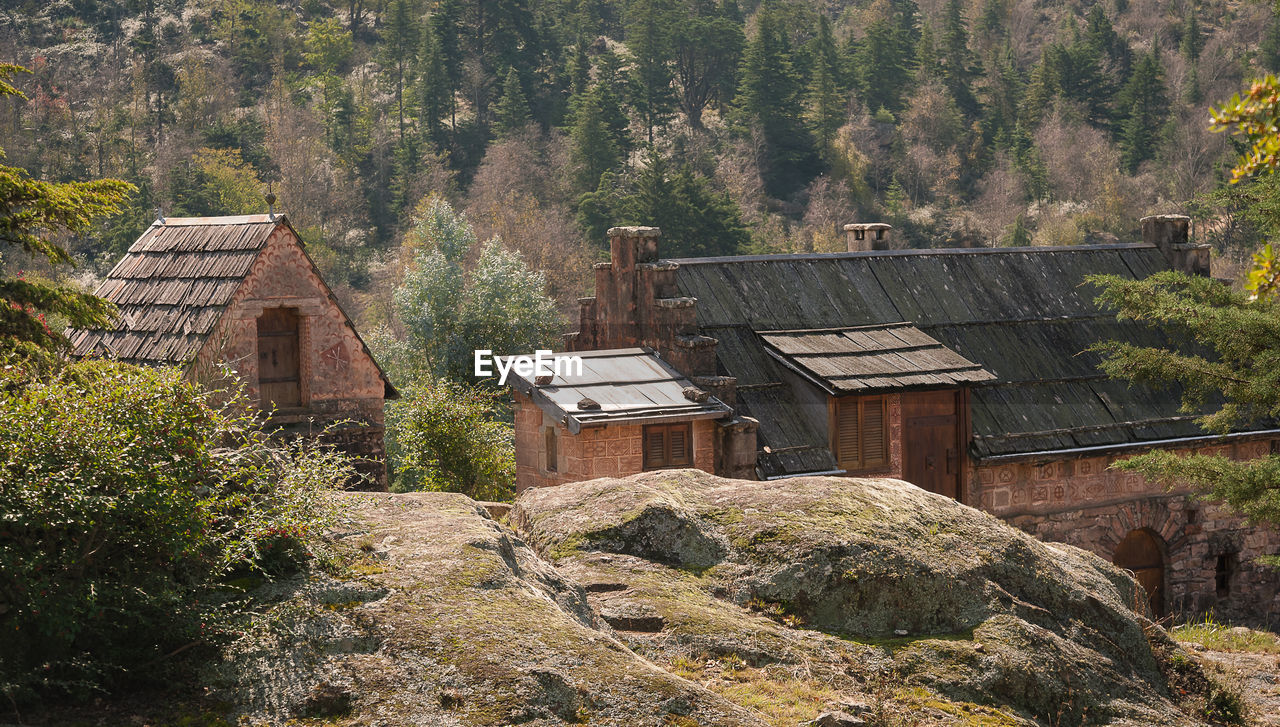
(670, 243, 1215, 475)
(69, 214, 397, 398)
(508, 348, 732, 433)
(69, 215, 278, 364)
(758, 323, 995, 394)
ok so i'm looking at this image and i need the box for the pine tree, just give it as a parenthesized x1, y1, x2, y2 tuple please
(570, 37, 591, 97)
(1000, 214, 1031, 246)
(1117, 49, 1168, 172)
(806, 15, 844, 153)
(672, 0, 744, 129)
(569, 84, 623, 194)
(736, 3, 819, 197)
(381, 0, 420, 143)
(978, 0, 1006, 41)
(1088, 270, 1280, 532)
(416, 25, 451, 149)
(1183, 61, 1202, 104)
(0, 65, 133, 359)
(916, 22, 941, 81)
(429, 0, 464, 128)
(1083, 3, 1131, 77)
(1019, 48, 1058, 129)
(494, 68, 531, 137)
(1263, 11, 1280, 73)
(1180, 3, 1204, 104)
(981, 41, 1022, 141)
(939, 0, 981, 117)
(1180, 4, 1204, 63)
(626, 0, 677, 143)
(619, 150, 750, 257)
(850, 0, 919, 115)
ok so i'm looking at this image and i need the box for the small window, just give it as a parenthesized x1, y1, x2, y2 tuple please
(832, 396, 887, 471)
(1216, 553, 1237, 597)
(854, 229, 866, 240)
(643, 422, 693, 470)
(544, 426, 558, 472)
(874, 228, 885, 240)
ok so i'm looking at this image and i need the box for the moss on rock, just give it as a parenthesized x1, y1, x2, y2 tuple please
(513, 469, 1225, 726)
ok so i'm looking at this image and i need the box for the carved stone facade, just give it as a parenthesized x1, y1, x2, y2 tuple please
(200, 225, 391, 489)
(972, 437, 1280, 621)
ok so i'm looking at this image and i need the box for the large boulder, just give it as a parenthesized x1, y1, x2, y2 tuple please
(513, 470, 1220, 726)
(212, 492, 764, 726)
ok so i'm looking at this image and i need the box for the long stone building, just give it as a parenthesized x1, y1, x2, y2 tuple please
(510, 216, 1279, 622)
(69, 213, 397, 489)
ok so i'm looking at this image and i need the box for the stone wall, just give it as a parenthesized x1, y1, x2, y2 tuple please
(971, 436, 1280, 623)
(514, 390, 718, 492)
(194, 224, 390, 489)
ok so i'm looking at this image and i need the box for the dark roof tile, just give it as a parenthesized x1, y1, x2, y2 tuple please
(672, 244, 1223, 471)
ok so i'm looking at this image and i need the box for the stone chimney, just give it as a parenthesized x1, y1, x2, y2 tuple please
(844, 223, 893, 252)
(1141, 214, 1210, 277)
(567, 226, 718, 376)
(565, 225, 759, 480)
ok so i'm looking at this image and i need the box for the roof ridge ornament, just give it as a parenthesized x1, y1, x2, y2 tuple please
(265, 192, 277, 222)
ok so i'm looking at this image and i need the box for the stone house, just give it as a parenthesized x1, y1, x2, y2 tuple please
(509, 348, 736, 491)
(548, 220, 1280, 621)
(69, 214, 397, 489)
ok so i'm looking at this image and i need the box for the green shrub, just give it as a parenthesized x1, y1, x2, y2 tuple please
(0, 360, 352, 701)
(386, 376, 515, 500)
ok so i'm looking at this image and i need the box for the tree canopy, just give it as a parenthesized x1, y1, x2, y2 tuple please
(0, 65, 132, 359)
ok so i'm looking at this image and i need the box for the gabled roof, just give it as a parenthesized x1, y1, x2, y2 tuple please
(758, 323, 995, 394)
(670, 243, 1213, 475)
(508, 348, 732, 433)
(69, 214, 397, 398)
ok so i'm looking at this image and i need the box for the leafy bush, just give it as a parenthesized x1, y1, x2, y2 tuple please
(389, 196, 562, 384)
(386, 376, 515, 500)
(0, 360, 353, 701)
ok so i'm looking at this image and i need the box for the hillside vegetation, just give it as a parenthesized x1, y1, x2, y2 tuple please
(0, 0, 1274, 329)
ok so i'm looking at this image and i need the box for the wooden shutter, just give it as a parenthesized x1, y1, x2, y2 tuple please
(544, 426, 558, 472)
(834, 399, 860, 466)
(643, 423, 694, 470)
(644, 426, 667, 469)
(832, 396, 888, 471)
(861, 397, 886, 466)
(669, 425, 690, 466)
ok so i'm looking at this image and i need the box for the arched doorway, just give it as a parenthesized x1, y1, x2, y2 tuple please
(1114, 529, 1166, 617)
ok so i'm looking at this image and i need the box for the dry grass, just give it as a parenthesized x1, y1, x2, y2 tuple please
(1172, 614, 1280, 655)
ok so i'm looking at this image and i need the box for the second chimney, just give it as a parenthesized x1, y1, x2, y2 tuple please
(1141, 214, 1210, 277)
(844, 223, 893, 252)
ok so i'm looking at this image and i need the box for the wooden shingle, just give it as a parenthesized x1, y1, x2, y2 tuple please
(69, 215, 278, 366)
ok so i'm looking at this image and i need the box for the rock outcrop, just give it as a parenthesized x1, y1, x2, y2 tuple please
(214, 470, 1235, 726)
(513, 470, 1222, 727)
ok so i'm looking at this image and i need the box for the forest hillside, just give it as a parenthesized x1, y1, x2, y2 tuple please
(0, 0, 1275, 328)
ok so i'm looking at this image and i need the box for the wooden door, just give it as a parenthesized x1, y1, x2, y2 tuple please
(903, 390, 961, 499)
(1114, 529, 1165, 617)
(257, 307, 301, 409)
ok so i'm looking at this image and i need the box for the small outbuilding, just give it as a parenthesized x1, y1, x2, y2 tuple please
(69, 213, 397, 489)
(508, 348, 736, 492)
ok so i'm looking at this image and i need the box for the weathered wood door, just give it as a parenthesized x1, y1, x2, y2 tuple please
(257, 307, 301, 408)
(1114, 529, 1165, 617)
(903, 390, 961, 499)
